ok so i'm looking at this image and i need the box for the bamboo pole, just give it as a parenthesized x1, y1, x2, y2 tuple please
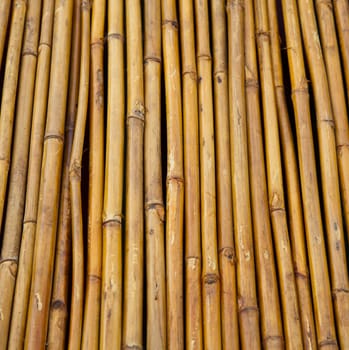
(254, 1, 303, 347)
(7, 0, 54, 347)
(144, 0, 167, 348)
(226, 1, 261, 348)
(161, 0, 185, 348)
(0, 0, 27, 238)
(99, 0, 124, 348)
(297, 0, 349, 347)
(0, 0, 11, 69)
(281, 0, 338, 347)
(267, 0, 317, 347)
(194, 0, 222, 348)
(24, 0, 74, 347)
(0, 0, 41, 348)
(211, 1, 239, 348)
(122, 0, 144, 348)
(80, 0, 105, 348)
(244, 0, 284, 347)
(178, 1, 202, 348)
(47, 0, 81, 347)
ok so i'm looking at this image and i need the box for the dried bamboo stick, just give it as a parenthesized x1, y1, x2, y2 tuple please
(0, 0, 11, 69)
(267, 0, 317, 347)
(161, 0, 185, 348)
(178, 1, 202, 348)
(226, 1, 261, 348)
(7, 0, 54, 347)
(80, 0, 105, 348)
(144, 0, 167, 348)
(24, 0, 74, 347)
(210, 1, 239, 348)
(0, 0, 41, 348)
(99, 0, 124, 348)
(244, 0, 284, 347)
(281, 0, 338, 347)
(297, 0, 349, 347)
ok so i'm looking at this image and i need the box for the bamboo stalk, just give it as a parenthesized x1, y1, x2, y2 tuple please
(24, 0, 74, 347)
(254, 1, 303, 347)
(194, 0, 221, 348)
(178, 1, 202, 348)
(0, 0, 11, 69)
(80, 0, 105, 348)
(210, 1, 239, 348)
(161, 0, 185, 348)
(7, 0, 55, 347)
(281, 0, 338, 347)
(297, 0, 349, 347)
(244, 0, 284, 347)
(99, 0, 124, 348)
(144, 0, 167, 348)
(267, 0, 317, 347)
(226, 1, 261, 348)
(46, 0, 81, 347)
(0, 0, 41, 348)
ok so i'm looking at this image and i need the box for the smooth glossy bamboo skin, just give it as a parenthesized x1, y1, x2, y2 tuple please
(298, 1, 349, 347)
(162, 0, 185, 348)
(281, 0, 338, 348)
(144, 0, 167, 349)
(211, 1, 239, 348)
(100, 0, 124, 348)
(24, 0, 74, 348)
(0, 0, 41, 348)
(7, 1, 54, 347)
(0, 0, 11, 69)
(245, 0, 283, 348)
(267, 1, 316, 347)
(80, 1, 105, 349)
(47, 1, 81, 348)
(194, 0, 222, 348)
(254, 1, 303, 348)
(0, 0, 27, 238)
(227, 1, 261, 348)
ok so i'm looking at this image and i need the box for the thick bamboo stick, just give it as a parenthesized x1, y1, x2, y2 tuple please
(144, 0, 167, 348)
(226, 1, 261, 348)
(24, 0, 74, 347)
(99, 0, 124, 348)
(0, 0, 11, 69)
(244, 0, 284, 348)
(161, 0, 185, 348)
(0, 0, 41, 348)
(267, 0, 317, 347)
(7, 0, 54, 347)
(80, 0, 105, 348)
(178, 1, 202, 349)
(210, 1, 238, 348)
(297, 0, 349, 347)
(194, 0, 221, 348)
(281, 0, 338, 347)
(122, 0, 144, 348)
(47, 0, 81, 347)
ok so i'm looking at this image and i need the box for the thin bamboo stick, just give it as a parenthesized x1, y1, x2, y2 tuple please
(244, 0, 284, 347)
(297, 0, 349, 347)
(7, 0, 54, 347)
(46, 0, 81, 347)
(194, 0, 222, 348)
(80, 0, 105, 348)
(178, 0, 202, 348)
(267, 0, 317, 347)
(0, 0, 41, 348)
(210, 1, 239, 348)
(161, 0, 185, 348)
(99, 0, 124, 348)
(122, 0, 144, 348)
(0, 0, 11, 69)
(281, 0, 338, 347)
(144, 0, 167, 348)
(226, 1, 261, 348)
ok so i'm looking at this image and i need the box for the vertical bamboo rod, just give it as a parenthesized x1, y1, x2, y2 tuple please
(0, 0, 11, 69)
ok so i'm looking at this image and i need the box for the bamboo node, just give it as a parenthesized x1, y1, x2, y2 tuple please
(22, 49, 38, 58)
(219, 247, 236, 264)
(162, 20, 178, 31)
(44, 133, 64, 143)
(166, 175, 184, 185)
(337, 143, 349, 153)
(238, 304, 259, 316)
(226, 0, 244, 10)
(332, 288, 349, 299)
(122, 345, 143, 350)
(246, 78, 259, 90)
(0, 258, 17, 279)
(182, 70, 197, 81)
(69, 160, 82, 180)
(103, 215, 122, 228)
(127, 101, 145, 124)
(263, 335, 284, 347)
(51, 299, 66, 311)
(203, 273, 219, 285)
(145, 201, 165, 222)
(320, 118, 335, 130)
(294, 270, 309, 280)
(197, 54, 212, 62)
(318, 339, 338, 348)
(316, 0, 333, 10)
(91, 38, 104, 49)
(107, 32, 124, 42)
(256, 30, 271, 42)
(144, 56, 161, 64)
(88, 274, 101, 283)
